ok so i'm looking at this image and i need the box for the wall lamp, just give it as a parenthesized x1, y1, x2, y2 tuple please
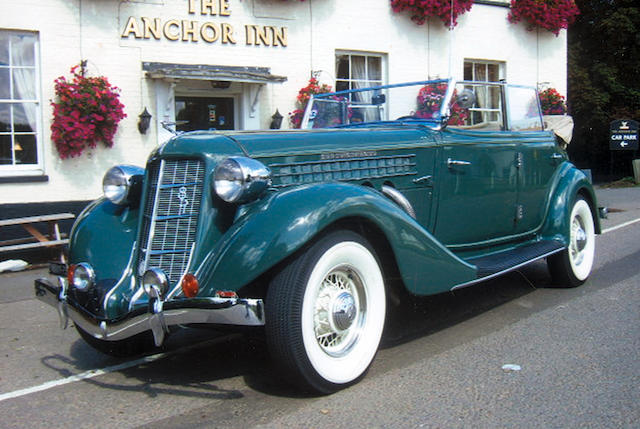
(138, 107, 152, 134)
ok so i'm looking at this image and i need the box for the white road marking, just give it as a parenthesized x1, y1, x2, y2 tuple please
(602, 217, 640, 234)
(2, 218, 639, 403)
(0, 351, 169, 402)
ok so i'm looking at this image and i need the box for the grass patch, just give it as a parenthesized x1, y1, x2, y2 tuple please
(600, 177, 640, 188)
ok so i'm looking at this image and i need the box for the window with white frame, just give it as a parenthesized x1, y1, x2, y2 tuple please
(463, 60, 505, 126)
(0, 30, 41, 174)
(336, 52, 386, 122)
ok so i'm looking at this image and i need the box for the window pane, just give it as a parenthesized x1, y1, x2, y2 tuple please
(463, 62, 472, 80)
(0, 68, 9, 99)
(474, 63, 487, 81)
(12, 68, 35, 99)
(0, 32, 9, 66)
(368, 56, 381, 81)
(15, 134, 37, 164)
(336, 80, 349, 92)
(0, 104, 9, 132)
(336, 55, 349, 80)
(11, 33, 36, 67)
(351, 55, 365, 80)
(488, 64, 500, 82)
(13, 103, 36, 132)
(0, 134, 12, 164)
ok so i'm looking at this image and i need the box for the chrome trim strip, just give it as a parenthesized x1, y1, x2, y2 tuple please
(104, 243, 138, 312)
(451, 247, 564, 291)
(381, 185, 416, 219)
(35, 278, 265, 343)
(142, 159, 165, 275)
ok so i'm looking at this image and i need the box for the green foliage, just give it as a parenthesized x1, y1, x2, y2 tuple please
(568, 0, 640, 177)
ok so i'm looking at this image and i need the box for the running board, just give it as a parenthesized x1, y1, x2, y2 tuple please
(451, 240, 565, 291)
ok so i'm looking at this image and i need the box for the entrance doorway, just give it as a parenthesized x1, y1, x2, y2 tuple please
(175, 96, 235, 131)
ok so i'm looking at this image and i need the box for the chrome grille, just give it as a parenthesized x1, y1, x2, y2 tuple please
(138, 159, 205, 286)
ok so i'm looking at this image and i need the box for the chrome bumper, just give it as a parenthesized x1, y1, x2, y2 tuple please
(34, 277, 265, 347)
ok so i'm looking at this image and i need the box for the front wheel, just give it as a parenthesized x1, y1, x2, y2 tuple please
(547, 197, 596, 287)
(265, 230, 386, 394)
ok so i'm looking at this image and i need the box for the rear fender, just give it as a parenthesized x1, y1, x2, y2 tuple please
(540, 163, 601, 244)
(196, 183, 476, 296)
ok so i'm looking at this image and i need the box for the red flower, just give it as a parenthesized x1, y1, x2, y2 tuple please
(51, 63, 127, 159)
(508, 0, 579, 36)
(390, 0, 474, 28)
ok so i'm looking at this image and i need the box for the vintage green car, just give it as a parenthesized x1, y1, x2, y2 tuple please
(35, 79, 600, 394)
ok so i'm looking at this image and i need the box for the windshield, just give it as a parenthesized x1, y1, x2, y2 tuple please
(301, 79, 454, 129)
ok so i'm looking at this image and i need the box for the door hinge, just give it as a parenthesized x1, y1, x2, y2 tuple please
(516, 152, 523, 169)
(515, 204, 524, 222)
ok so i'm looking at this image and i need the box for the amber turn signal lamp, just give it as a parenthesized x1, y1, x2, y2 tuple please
(67, 264, 76, 285)
(181, 273, 199, 298)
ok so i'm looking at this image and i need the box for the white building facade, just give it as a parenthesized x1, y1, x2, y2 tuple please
(1, 0, 567, 209)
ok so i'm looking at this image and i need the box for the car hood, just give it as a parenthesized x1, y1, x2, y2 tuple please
(157, 127, 437, 161)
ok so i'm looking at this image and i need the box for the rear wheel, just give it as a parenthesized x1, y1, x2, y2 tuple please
(548, 197, 595, 287)
(265, 230, 386, 394)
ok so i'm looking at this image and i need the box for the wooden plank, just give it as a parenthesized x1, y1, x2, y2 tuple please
(22, 224, 49, 242)
(0, 239, 69, 253)
(0, 213, 75, 227)
(0, 233, 68, 247)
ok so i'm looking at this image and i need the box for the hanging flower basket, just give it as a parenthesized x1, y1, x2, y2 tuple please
(508, 0, 580, 36)
(51, 63, 127, 159)
(390, 0, 474, 27)
(538, 87, 567, 115)
(289, 78, 333, 129)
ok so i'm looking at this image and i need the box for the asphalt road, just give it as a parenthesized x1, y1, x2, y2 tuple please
(0, 187, 639, 428)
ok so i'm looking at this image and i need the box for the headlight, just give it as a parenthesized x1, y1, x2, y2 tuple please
(67, 263, 95, 291)
(213, 157, 272, 203)
(102, 165, 144, 206)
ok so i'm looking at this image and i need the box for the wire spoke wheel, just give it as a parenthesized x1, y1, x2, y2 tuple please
(266, 230, 386, 394)
(548, 197, 595, 287)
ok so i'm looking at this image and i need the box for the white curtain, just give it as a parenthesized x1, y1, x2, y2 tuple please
(351, 56, 376, 122)
(11, 34, 37, 133)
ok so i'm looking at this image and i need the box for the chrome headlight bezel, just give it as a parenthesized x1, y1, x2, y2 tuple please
(102, 165, 144, 206)
(70, 263, 95, 291)
(213, 157, 272, 203)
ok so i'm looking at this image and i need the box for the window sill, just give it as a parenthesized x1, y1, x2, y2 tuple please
(0, 175, 49, 184)
(475, 0, 511, 7)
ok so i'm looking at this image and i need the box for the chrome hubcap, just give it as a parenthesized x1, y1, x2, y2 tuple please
(313, 267, 363, 356)
(331, 292, 357, 331)
(570, 216, 587, 264)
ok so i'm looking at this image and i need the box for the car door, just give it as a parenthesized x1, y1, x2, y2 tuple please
(433, 129, 519, 247)
(506, 85, 560, 234)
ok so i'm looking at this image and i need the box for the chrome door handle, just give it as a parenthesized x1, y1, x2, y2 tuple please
(447, 158, 472, 168)
(412, 175, 433, 185)
(551, 153, 564, 160)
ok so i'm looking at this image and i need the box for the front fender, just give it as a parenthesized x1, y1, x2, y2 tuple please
(196, 183, 476, 296)
(540, 162, 601, 243)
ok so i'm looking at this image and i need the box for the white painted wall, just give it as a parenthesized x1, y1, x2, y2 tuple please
(0, 0, 567, 205)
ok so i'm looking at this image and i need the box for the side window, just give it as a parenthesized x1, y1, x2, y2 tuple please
(0, 30, 41, 174)
(448, 82, 504, 130)
(507, 86, 543, 131)
(336, 52, 386, 122)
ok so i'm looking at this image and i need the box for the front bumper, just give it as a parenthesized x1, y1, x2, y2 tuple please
(34, 277, 265, 347)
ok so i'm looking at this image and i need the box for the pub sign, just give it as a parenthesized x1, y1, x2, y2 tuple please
(610, 119, 639, 150)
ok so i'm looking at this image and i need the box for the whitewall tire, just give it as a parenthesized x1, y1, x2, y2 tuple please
(548, 197, 596, 287)
(265, 230, 386, 394)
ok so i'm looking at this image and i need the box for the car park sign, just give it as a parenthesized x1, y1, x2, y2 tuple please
(610, 119, 639, 150)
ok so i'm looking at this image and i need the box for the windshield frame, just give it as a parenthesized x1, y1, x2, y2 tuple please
(300, 78, 455, 129)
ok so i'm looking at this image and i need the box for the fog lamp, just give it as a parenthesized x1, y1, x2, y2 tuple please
(142, 268, 169, 299)
(67, 263, 95, 291)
